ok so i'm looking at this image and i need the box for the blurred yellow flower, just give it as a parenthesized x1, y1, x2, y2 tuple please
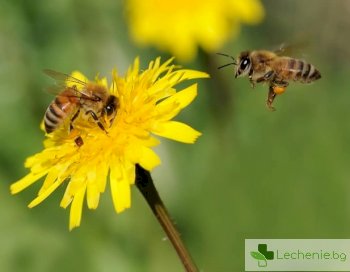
(10, 57, 209, 230)
(126, 0, 265, 61)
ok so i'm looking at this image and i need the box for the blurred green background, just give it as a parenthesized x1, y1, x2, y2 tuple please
(1, 0, 350, 271)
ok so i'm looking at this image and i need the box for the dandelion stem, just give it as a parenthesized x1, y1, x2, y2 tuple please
(136, 165, 198, 272)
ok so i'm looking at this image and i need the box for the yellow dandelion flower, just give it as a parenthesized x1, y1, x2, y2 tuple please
(126, 0, 265, 62)
(10, 57, 209, 230)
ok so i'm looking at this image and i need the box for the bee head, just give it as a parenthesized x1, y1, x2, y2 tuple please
(103, 95, 119, 127)
(217, 52, 252, 79)
(235, 51, 252, 78)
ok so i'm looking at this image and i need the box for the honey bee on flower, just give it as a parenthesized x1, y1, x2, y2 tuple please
(43, 69, 119, 147)
(10, 58, 209, 230)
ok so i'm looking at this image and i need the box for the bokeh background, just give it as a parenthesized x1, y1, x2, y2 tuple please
(1, 0, 350, 271)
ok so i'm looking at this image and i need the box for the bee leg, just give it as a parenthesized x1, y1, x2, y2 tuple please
(264, 70, 275, 80)
(67, 109, 84, 147)
(266, 80, 289, 111)
(86, 110, 107, 133)
(256, 71, 275, 83)
(273, 80, 289, 88)
(249, 78, 256, 88)
(70, 109, 81, 131)
(271, 80, 289, 95)
(266, 85, 277, 111)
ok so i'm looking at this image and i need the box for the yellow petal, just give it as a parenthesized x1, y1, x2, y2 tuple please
(127, 57, 140, 78)
(153, 121, 202, 143)
(114, 178, 131, 213)
(69, 176, 86, 195)
(126, 163, 136, 185)
(110, 162, 131, 213)
(170, 83, 198, 109)
(38, 168, 59, 195)
(147, 81, 176, 99)
(60, 172, 85, 209)
(40, 120, 45, 131)
(25, 153, 50, 171)
(86, 166, 100, 209)
(138, 146, 161, 171)
(10, 171, 48, 194)
(174, 69, 210, 81)
(149, 69, 208, 98)
(60, 182, 73, 209)
(139, 136, 160, 147)
(87, 182, 100, 209)
(28, 179, 63, 208)
(95, 162, 109, 193)
(69, 187, 86, 231)
(96, 76, 108, 88)
(156, 84, 198, 120)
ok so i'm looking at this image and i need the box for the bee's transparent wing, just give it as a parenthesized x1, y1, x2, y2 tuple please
(43, 69, 96, 99)
(44, 85, 81, 97)
(274, 41, 309, 57)
(43, 69, 88, 86)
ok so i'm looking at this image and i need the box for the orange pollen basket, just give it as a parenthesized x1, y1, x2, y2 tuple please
(272, 86, 286, 94)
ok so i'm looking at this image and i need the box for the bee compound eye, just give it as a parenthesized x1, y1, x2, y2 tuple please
(240, 58, 250, 70)
(105, 104, 115, 115)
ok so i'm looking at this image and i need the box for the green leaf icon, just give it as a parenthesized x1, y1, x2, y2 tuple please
(250, 251, 268, 267)
(250, 251, 267, 261)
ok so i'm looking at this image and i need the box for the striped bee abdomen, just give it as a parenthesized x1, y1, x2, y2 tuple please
(44, 95, 75, 133)
(294, 60, 321, 83)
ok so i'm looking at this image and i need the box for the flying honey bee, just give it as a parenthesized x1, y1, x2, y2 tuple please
(217, 48, 321, 110)
(43, 69, 118, 146)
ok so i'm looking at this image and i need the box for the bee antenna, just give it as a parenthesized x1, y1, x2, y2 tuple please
(217, 63, 237, 69)
(216, 53, 237, 69)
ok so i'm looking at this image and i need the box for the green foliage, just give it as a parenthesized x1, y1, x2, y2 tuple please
(1, 0, 350, 271)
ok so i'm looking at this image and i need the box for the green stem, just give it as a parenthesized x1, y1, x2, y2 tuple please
(135, 165, 198, 272)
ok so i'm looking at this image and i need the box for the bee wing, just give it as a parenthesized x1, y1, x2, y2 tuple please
(43, 69, 87, 86)
(43, 69, 98, 100)
(45, 84, 81, 97)
(274, 41, 309, 57)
